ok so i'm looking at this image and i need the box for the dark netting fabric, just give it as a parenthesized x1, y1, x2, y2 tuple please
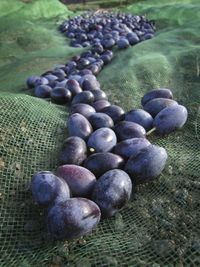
(0, 0, 200, 266)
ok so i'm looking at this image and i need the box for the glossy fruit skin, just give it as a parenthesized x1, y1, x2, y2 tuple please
(141, 88, 173, 107)
(27, 76, 48, 88)
(66, 79, 82, 96)
(35, 85, 52, 98)
(117, 38, 130, 49)
(31, 171, 70, 207)
(114, 138, 151, 160)
(124, 109, 153, 131)
(101, 105, 125, 123)
(143, 98, 178, 117)
(56, 165, 96, 197)
(50, 87, 72, 104)
(90, 90, 108, 101)
(84, 153, 124, 177)
(71, 91, 94, 106)
(153, 104, 188, 135)
(88, 113, 114, 130)
(92, 169, 132, 218)
(92, 100, 111, 112)
(126, 32, 140, 45)
(87, 127, 117, 153)
(59, 136, 87, 165)
(47, 198, 101, 240)
(114, 121, 146, 140)
(68, 113, 93, 140)
(125, 145, 168, 184)
(70, 103, 96, 119)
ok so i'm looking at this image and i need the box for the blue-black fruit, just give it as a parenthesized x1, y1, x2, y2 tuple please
(84, 152, 124, 177)
(68, 113, 93, 140)
(114, 121, 146, 140)
(66, 79, 82, 96)
(92, 169, 132, 218)
(117, 38, 130, 49)
(92, 100, 111, 112)
(90, 90, 108, 101)
(88, 113, 114, 130)
(125, 145, 168, 184)
(56, 165, 96, 197)
(101, 105, 125, 123)
(114, 138, 151, 160)
(141, 88, 173, 107)
(87, 127, 117, 153)
(153, 104, 188, 135)
(70, 103, 96, 119)
(143, 98, 178, 118)
(27, 76, 48, 88)
(47, 198, 101, 240)
(35, 85, 52, 98)
(72, 91, 94, 105)
(125, 109, 153, 131)
(51, 87, 72, 104)
(31, 171, 70, 207)
(59, 136, 87, 165)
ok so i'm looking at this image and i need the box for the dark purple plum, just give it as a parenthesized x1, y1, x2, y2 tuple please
(47, 198, 101, 240)
(44, 74, 58, 83)
(92, 100, 111, 112)
(114, 138, 151, 159)
(72, 91, 94, 105)
(101, 38, 115, 49)
(117, 38, 130, 49)
(70, 103, 96, 119)
(82, 78, 100, 91)
(56, 165, 96, 197)
(153, 104, 188, 135)
(50, 87, 72, 104)
(79, 74, 99, 88)
(143, 98, 178, 117)
(87, 127, 117, 153)
(92, 43, 104, 54)
(66, 79, 82, 96)
(126, 32, 140, 45)
(34, 85, 52, 98)
(54, 79, 68, 88)
(31, 171, 70, 207)
(125, 145, 168, 184)
(114, 121, 146, 140)
(79, 69, 93, 76)
(88, 113, 114, 130)
(141, 88, 173, 107)
(26, 76, 48, 88)
(84, 153, 124, 177)
(92, 169, 132, 218)
(125, 109, 153, 131)
(87, 64, 101, 76)
(59, 136, 87, 165)
(90, 90, 108, 101)
(52, 69, 66, 80)
(101, 105, 125, 123)
(68, 113, 93, 140)
(100, 54, 112, 65)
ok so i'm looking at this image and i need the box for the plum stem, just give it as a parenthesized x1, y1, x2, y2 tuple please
(146, 127, 156, 136)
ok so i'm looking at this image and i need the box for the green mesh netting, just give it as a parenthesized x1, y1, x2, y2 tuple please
(0, 0, 200, 266)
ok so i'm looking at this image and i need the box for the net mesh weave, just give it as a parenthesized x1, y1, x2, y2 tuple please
(0, 0, 200, 266)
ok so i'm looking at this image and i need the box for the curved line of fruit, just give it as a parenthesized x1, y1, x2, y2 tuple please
(27, 11, 188, 241)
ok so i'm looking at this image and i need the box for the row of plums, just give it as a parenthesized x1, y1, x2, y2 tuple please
(29, 12, 188, 241)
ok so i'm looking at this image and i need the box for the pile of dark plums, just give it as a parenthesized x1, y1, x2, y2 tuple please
(27, 12, 188, 241)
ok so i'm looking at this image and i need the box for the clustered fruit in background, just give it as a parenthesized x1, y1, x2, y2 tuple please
(27, 11, 188, 241)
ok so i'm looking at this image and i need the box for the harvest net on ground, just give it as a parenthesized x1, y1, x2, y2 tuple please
(0, 0, 200, 266)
